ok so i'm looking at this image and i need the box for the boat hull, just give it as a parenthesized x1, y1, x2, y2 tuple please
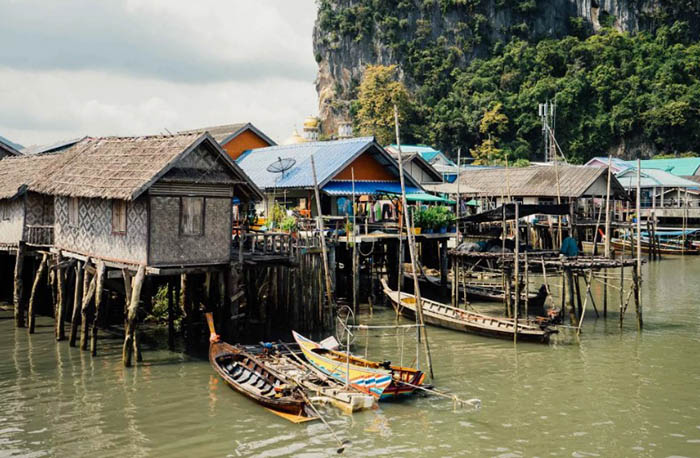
(610, 238, 700, 256)
(293, 331, 424, 400)
(383, 280, 554, 344)
(209, 342, 312, 418)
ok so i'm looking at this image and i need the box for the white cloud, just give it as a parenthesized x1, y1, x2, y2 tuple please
(0, 0, 319, 147)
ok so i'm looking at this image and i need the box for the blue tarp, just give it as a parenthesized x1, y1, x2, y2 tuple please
(322, 180, 421, 196)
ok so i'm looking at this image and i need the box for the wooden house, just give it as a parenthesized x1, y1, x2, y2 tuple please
(236, 137, 427, 219)
(180, 122, 276, 162)
(31, 132, 262, 270)
(0, 154, 59, 249)
(385, 150, 443, 185)
(456, 165, 627, 208)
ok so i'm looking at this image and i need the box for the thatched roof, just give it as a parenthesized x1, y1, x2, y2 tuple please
(31, 133, 263, 201)
(457, 165, 628, 199)
(0, 153, 62, 199)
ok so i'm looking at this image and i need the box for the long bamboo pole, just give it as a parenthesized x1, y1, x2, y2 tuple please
(310, 155, 335, 309)
(636, 158, 643, 330)
(394, 104, 434, 379)
(351, 167, 358, 314)
(604, 156, 612, 257)
(513, 203, 519, 343)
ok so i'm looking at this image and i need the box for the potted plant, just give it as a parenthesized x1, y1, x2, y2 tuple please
(280, 215, 298, 234)
(422, 207, 435, 234)
(411, 208, 423, 234)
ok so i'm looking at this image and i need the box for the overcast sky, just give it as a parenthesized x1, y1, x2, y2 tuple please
(0, 0, 319, 148)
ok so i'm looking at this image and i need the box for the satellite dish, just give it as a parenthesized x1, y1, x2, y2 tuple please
(266, 157, 296, 177)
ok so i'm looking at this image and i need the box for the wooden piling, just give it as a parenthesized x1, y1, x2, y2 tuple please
(619, 264, 625, 329)
(566, 269, 577, 326)
(69, 261, 84, 347)
(167, 279, 175, 351)
(80, 264, 97, 351)
(55, 253, 67, 340)
(28, 253, 48, 334)
(123, 265, 146, 367)
(90, 261, 106, 356)
(13, 241, 26, 327)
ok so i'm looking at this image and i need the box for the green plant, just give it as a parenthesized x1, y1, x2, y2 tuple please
(280, 215, 298, 233)
(270, 202, 286, 229)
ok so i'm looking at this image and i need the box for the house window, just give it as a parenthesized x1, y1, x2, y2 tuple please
(1, 204, 9, 220)
(112, 200, 127, 234)
(181, 197, 204, 236)
(68, 197, 79, 226)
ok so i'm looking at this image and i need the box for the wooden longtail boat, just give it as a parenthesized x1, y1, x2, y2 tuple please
(610, 238, 700, 255)
(292, 331, 425, 400)
(207, 315, 317, 422)
(410, 272, 548, 312)
(382, 280, 556, 343)
(257, 349, 376, 414)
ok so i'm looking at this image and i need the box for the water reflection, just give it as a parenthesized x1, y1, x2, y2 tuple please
(1, 258, 700, 456)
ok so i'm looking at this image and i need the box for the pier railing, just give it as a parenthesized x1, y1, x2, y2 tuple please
(25, 225, 54, 247)
(234, 230, 324, 262)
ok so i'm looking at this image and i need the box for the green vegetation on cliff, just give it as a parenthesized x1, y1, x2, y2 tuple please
(316, 0, 700, 162)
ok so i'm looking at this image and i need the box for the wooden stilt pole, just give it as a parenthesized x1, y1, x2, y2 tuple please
(619, 264, 625, 329)
(80, 264, 97, 351)
(69, 261, 84, 347)
(90, 261, 105, 356)
(28, 253, 48, 334)
(524, 251, 529, 319)
(56, 253, 67, 340)
(13, 241, 26, 327)
(123, 265, 146, 367)
(168, 279, 175, 351)
(574, 273, 583, 318)
(566, 269, 577, 326)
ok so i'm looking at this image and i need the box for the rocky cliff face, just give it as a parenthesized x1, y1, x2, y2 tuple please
(314, 0, 698, 137)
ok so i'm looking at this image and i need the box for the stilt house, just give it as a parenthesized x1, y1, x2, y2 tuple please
(0, 154, 59, 249)
(31, 133, 262, 270)
(236, 137, 428, 218)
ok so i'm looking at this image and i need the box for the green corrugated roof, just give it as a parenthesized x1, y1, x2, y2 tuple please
(632, 158, 700, 176)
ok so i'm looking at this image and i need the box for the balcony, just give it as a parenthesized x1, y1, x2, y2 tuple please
(25, 225, 54, 247)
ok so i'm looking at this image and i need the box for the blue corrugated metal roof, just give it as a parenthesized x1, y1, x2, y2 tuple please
(238, 137, 423, 191)
(322, 180, 421, 196)
(237, 137, 375, 189)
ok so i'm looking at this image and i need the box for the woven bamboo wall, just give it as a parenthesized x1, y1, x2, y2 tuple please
(54, 196, 148, 263)
(25, 192, 53, 226)
(0, 199, 24, 244)
(148, 196, 231, 266)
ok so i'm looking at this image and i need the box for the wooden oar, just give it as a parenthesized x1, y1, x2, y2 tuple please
(394, 379, 481, 410)
(278, 341, 350, 454)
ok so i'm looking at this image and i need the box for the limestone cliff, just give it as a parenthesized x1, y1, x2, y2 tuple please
(314, 0, 699, 137)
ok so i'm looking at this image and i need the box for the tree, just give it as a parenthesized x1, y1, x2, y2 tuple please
(354, 65, 418, 144)
(470, 103, 509, 164)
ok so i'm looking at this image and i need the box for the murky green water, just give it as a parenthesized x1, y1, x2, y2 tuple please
(2, 258, 700, 457)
